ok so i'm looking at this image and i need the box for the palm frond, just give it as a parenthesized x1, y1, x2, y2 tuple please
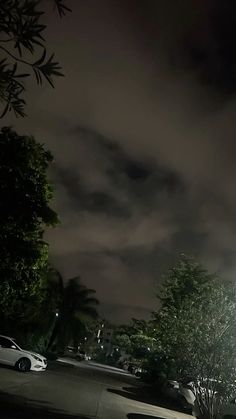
(53, 0, 71, 17)
(76, 306, 99, 319)
(82, 297, 99, 306)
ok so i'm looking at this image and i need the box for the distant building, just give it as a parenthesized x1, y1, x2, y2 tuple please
(97, 322, 114, 355)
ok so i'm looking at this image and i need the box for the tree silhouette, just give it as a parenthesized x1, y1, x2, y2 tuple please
(47, 273, 99, 352)
(0, 0, 71, 118)
(0, 127, 58, 325)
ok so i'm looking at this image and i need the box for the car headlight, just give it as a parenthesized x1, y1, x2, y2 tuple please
(32, 355, 42, 362)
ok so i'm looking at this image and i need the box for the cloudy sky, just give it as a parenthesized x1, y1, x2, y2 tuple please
(6, 0, 236, 322)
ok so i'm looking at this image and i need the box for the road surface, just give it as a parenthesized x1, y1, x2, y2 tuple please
(0, 359, 192, 419)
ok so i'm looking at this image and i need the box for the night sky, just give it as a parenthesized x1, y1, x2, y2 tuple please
(6, 0, 236, 322)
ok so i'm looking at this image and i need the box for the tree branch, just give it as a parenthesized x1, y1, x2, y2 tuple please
(0, 38, 14, 43)
(0, 46, 31, 67)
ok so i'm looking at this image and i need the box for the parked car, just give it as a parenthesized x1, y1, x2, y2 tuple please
(162, 380, 195, 410)
(65, 346, 89, 361)
(0, 335, 47, 372)
(76, 349, 87, 361)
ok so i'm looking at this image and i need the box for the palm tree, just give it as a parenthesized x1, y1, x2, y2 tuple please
(47, 273, 99, 352)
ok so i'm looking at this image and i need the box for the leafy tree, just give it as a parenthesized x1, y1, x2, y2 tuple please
(113, 319, 155, 361)
(150, 256, 236, 419)
(114, 333, 132, 354)
(0, 127, 58, 328)
(47, 274, 99, 352)
(0, 0, 71, 118)
(156, 254, 214, 313)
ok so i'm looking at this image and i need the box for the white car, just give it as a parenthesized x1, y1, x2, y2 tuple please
(65, 346, 89, 361)
(162, 380, 195, 410)
(0, 335, 47, 372)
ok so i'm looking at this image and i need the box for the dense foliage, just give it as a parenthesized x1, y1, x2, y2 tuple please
(0, 127, 58, 333)
(113, 256, 236, 419)
(113, 319, 155, 361)
(0, 0, 70, 117)
(0, 127, 98, 355)
(148, 256, 236, 419)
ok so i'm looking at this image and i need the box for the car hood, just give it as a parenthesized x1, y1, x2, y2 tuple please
(21, 349, 46, 361)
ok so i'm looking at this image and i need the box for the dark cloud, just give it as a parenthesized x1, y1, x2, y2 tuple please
(6, 0, 236, 322)
(185, 0, 236, 94)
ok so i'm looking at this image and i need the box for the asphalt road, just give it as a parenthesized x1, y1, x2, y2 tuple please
(0, 359, 192, 419)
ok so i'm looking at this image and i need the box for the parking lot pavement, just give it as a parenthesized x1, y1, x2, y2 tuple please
(0, 361, 193, 419)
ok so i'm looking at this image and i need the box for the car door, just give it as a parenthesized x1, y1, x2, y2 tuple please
(0, 337, 20, 366)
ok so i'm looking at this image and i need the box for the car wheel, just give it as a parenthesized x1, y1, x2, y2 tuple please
(16, 357, 31, 372)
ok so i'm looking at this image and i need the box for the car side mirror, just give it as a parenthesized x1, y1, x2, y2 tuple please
(11, 345, 17, 349)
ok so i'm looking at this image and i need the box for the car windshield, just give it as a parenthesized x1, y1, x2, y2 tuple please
(11, 339, 22, 350)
